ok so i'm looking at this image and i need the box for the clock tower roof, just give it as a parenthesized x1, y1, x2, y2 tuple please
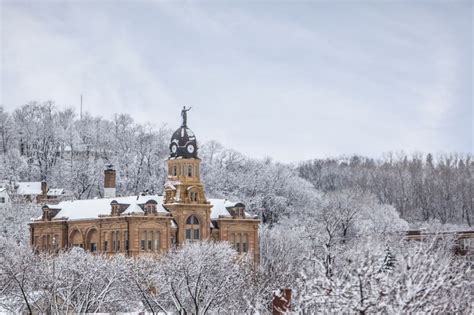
(169, 107, 198, 159)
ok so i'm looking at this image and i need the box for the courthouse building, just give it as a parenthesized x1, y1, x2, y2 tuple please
(29, 108, 260, 261)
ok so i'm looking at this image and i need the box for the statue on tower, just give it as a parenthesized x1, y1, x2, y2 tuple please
(181, 106, 192, 127)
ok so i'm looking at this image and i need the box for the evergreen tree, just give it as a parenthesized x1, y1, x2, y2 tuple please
(381, 245, 396, 272)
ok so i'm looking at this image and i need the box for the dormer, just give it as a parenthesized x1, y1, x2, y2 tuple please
(110, 200, 120, 216)
(42, 205, 51, 221)
(144, 199, 158, 215)
(41, 205, 60, 221)
(227, 203, 246, 218)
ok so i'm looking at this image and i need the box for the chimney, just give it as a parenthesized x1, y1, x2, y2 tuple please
(104, 164, 116, 198)
(41, 179, 48, 197)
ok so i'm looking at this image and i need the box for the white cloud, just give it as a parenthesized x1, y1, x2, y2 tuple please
(0, 1, 471, 161)
(1, 4, 178, 123)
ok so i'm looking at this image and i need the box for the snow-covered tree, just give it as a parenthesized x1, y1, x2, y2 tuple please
(155, 241, 248, 314)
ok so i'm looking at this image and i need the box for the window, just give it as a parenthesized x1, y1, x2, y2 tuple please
(460, 239, 470, 251)
(243, 234, 248, 252)
(116, 231, 121, 252)
(185, 215, 200, 242)
(190, 191, 198, 202)
(173, 166, 177, 176)
(155, 232, 160, 251)
(0, 197, 5, 203)
(230, 233, 236, 250)
(41, 235, 46, 249)
(125, 232, 129, 251)
(236, 234, 240, 253)
(188, 165, 193, 177)
(104, 241, 108, 252)
(186, 215, 199, 225)
(230, 233, 249, 253)
(109, 231, 121, 252)
(112, 232, 116, 251)
(90, 243, 97, 252)
(141, 231, 146, 251)
(52, 235, 59, 249)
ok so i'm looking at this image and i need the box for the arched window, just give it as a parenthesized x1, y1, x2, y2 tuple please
(86, 229, 99, 253)
(69, 229, 83, 248)
(185, 215, 200, 241)
(173, 166, 177, 176)
(188, 165, 193, 177)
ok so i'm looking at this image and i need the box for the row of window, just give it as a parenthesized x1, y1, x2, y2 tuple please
(34, 234, 59, 250)
(170, 164, 199, 177)
(140, 230, 161, 252)
(102, 230, 129, 253)
(230, 233, 249, 253)
(35, 225, 251, 254)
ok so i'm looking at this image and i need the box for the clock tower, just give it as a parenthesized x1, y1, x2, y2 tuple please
(163, 107, 212, 244)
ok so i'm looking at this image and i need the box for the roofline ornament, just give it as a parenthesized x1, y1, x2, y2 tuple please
(181, 106, 192, 127)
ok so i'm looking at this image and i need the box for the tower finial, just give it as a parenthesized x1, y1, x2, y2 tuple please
(181, 106, 192, 127)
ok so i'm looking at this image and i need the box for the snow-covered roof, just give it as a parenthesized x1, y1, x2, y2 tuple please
(17, 182, 42, 195)
(122, 202, 144, 215)
(42, 195, 252, 222)
(208, 199, 232, 219)
(47, 188, 64, 196)
(208, 199, 247, 219)
(49, 195, 168, 221)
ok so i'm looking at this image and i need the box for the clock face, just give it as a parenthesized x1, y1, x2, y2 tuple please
(187, 144, 195, 153)
(171, 144, 177, 154)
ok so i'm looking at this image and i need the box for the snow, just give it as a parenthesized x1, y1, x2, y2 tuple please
(164, 181, 178, 190)
(208, 199, 256, 219)
(45, 195, 250, 221)
(47, 188, 64, 196)
(122, 202, 144, 215)
(208, 199, 231, 219)
(16, 182, 42, 195)
(49, 195, 168, 221)
(209, 199, 243, 219)
(186, 128, 194, 137)
(43, 195, 251, 221)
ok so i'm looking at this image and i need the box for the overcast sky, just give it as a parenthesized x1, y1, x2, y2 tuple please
(1, 1, 472, 162)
